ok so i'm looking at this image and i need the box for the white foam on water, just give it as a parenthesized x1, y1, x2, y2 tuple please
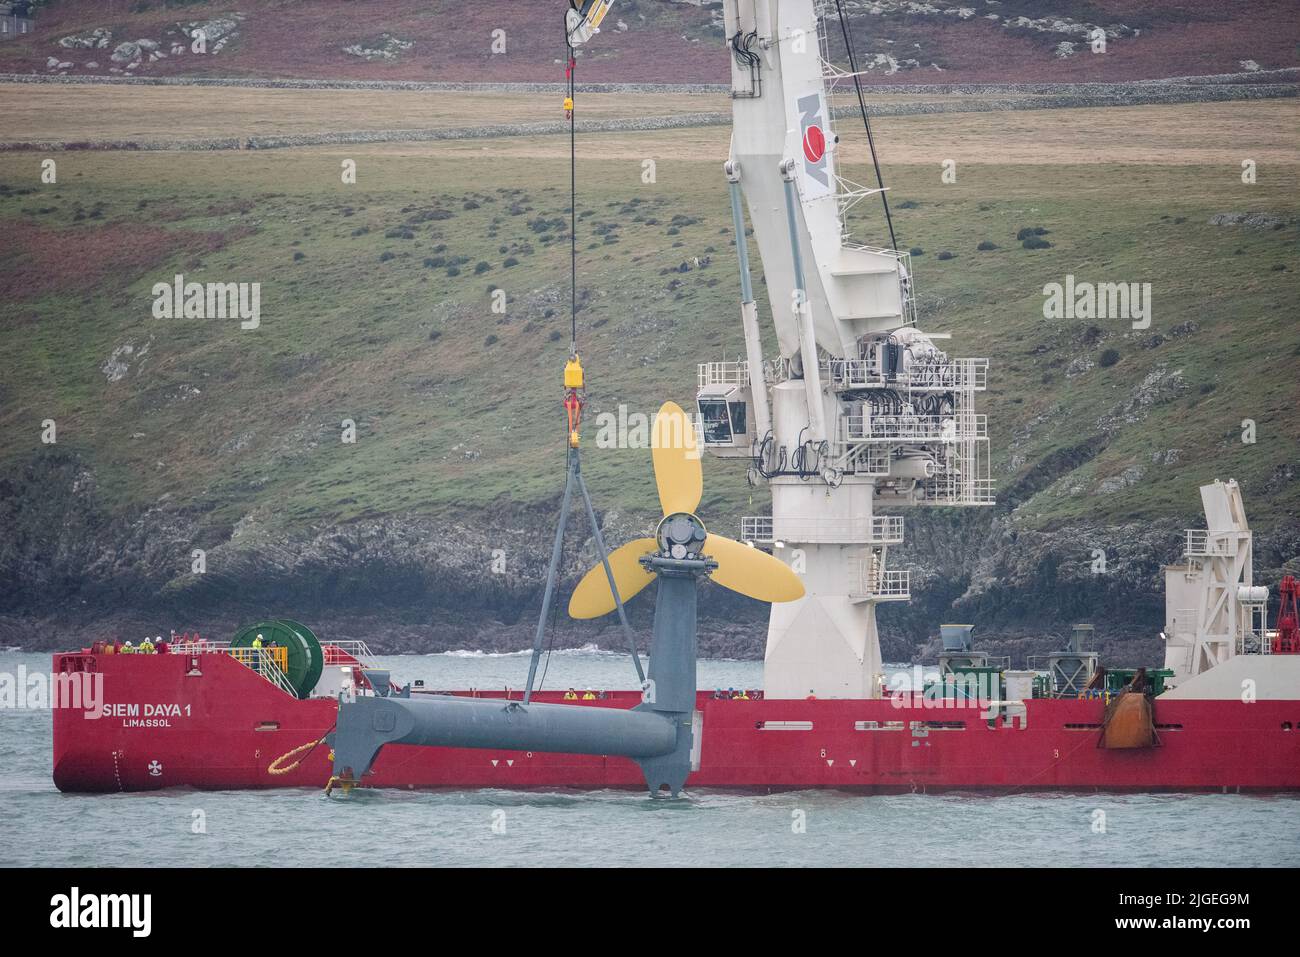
(428, 643, 609, 659)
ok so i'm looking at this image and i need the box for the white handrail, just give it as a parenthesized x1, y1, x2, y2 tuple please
(740, 515, 904, 545)
(1185, 529, 1238, 557)
(842, 413, 987, 442)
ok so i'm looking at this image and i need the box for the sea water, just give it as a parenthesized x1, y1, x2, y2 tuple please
(2, 648, 1297, 868)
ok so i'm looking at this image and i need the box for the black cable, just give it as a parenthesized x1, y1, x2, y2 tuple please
(833, 0, 898, 252)
(729, 30, 761, 98)
(537, 590, 562, 694)
(731, 30, 759, 69)
(565, 25, 579, 353)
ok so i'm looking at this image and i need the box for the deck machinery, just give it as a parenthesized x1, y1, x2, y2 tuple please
(695, 0, 992, 699)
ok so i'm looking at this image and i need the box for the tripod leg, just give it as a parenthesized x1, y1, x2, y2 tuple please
(523, 453, 576, 704)
(575, 468, 645, 684)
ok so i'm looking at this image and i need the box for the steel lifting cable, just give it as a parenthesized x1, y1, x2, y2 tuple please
(565, 13, 579, 353)
(832, 0, 898, 252)
(536, 11, 581, 694)
(536, 514, 567, 695)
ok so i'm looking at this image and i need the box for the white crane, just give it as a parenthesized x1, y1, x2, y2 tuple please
(573, 0, 993, 699)
(695, 0, 993, 699)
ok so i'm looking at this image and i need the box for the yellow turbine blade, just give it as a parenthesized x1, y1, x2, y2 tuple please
(567, 537, 658, 619)
(651, 401, 703, 517)
(703, 534, 805, 604)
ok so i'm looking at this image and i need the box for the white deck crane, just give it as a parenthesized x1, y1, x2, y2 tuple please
(574, 0, 994, 699)
(699, 0, 993, 700)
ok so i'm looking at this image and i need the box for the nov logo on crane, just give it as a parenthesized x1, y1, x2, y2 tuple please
(797, 92, 832, 197)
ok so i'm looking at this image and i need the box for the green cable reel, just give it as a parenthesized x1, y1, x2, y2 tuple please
(230, 619, 325, 699)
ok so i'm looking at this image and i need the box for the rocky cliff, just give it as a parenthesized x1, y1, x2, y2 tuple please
(5, 448, 1296, 667)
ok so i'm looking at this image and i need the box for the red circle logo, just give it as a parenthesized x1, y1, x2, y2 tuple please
(803, 125, 826, 163)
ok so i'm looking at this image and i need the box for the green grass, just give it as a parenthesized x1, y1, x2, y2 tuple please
(2, 143, 1298, 544)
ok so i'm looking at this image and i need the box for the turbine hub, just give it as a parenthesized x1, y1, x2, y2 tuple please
(656, 512, 707, 560)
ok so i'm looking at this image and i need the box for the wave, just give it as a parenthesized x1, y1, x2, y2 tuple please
(423, 643, 611, 659)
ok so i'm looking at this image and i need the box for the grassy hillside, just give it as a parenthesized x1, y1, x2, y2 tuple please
(2, 99, 1297, 532)
(2, 0, 1298, 84)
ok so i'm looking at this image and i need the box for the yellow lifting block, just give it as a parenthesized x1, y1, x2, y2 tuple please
(563, 96, 574, 112)
(564, 354, 584, 390)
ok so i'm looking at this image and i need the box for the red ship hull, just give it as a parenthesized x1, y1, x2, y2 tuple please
(52, 652, 1300, 793)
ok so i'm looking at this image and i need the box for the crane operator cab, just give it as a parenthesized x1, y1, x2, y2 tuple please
(697, 385, 753, 457)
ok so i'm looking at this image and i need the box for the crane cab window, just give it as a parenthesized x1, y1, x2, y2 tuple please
(699, 399, 734, 445)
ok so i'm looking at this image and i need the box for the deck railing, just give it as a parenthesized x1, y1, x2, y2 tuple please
(740, 514, 904, 545)
(117, 636, 381, 697)
(843, 413, 987, 442)
(698, 360, 750, 389)
(323, 640, 378, 665)
(822, 357, 989, 392)
(848, 562, 910, 602)
(236, 648, 297, 696)
(1184, 529, 1244, 557)
(168, 640, 298, 695)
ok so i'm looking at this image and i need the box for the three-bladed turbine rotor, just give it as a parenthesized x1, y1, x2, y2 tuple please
(568, 401, 804, 619)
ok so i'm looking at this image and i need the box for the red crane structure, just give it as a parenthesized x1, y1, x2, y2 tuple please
(1274, 574, 1300, 655)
